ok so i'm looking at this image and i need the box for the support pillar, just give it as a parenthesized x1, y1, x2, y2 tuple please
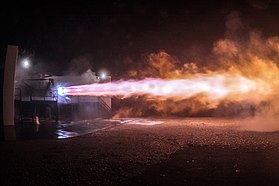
(3, 45, 18, 140)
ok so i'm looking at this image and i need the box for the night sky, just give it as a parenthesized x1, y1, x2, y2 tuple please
(2, 0, 279, 77)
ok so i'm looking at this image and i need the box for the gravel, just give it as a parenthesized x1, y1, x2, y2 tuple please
(1, 117, 279, 185)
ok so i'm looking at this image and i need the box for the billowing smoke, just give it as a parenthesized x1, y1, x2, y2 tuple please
(60, 11, 279, 131)
(111, 28, 279, 119)
(64, 54, 95, 76)
(248, 0, 271, 10)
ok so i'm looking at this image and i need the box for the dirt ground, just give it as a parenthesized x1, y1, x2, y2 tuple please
(1, 118, 279, 185)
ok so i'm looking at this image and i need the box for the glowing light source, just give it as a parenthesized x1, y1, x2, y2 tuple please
(100, 72, 106, 79)
(58, 87, 65, 96)
(22, 59, 30, 69)
(98, 69, 109, 80)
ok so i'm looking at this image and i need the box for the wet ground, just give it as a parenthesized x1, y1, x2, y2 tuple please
(14, 118, 167, 140)
(1, 117, 279, 185)
(14, 117, 241, 140)
(15, 119, 117, 140)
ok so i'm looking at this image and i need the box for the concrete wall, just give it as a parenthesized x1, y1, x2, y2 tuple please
(3, 45, 18, 126)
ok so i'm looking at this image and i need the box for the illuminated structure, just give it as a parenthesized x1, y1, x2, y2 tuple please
(53, 69, 111, 120)
(14, 69, 111, 123)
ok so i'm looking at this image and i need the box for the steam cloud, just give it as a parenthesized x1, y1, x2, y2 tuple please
(114, 11, 279, 131)
(62, 11, 279, 131)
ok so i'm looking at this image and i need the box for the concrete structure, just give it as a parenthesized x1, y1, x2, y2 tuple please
(14, 72, 59, 124)
(14, 69, 111, 123)
(1, 45, 111, 140)
(53, 69, 111, 120)
(3, 45, 18, 140)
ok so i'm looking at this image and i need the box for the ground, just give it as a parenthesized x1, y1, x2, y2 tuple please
(1, 118, 279, 185)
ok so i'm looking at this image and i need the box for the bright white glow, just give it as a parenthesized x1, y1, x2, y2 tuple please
(100, 73, 106, 79)
(22, 59, 30, 68)
(58, 87, 64, 96)
(60, 74, 268, 101)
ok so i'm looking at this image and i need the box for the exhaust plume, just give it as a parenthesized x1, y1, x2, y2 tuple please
(59, 12, 279, 132)
(61, 74, 269, 102)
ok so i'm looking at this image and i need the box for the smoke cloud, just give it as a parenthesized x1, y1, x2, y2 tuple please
(64, 54, 95, 76)
(109, 11, 279, 132)
(57, 11, 279, 132)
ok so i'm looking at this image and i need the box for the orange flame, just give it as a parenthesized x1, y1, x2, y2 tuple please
(62, 32, 279, 118)
(63, 74, 269, 102)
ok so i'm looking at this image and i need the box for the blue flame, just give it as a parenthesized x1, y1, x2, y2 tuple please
(58, 87, 65, 96)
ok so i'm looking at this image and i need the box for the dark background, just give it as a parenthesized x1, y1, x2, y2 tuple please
(2, 0, 279, 77)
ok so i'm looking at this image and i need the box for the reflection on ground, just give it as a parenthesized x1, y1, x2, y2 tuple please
(15, 117, 277, 140)
(15, 119, 112, 140)
(15, 118, 166, 140)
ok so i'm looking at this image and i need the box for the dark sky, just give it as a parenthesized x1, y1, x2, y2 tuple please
(2, 0, 279, 76)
